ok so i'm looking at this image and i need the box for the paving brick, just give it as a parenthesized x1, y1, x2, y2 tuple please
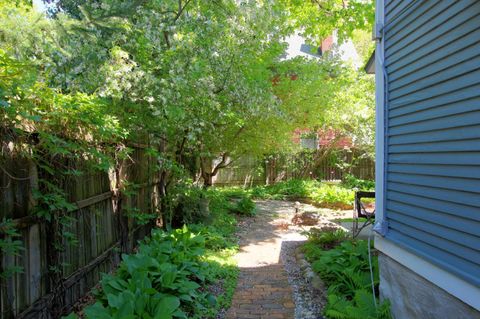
(226, 264, 295, 319)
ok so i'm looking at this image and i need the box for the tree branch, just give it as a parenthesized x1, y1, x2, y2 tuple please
(174, 0, 193, 22)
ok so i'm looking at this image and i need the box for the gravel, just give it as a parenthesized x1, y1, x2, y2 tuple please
(280, 240, 326, 319)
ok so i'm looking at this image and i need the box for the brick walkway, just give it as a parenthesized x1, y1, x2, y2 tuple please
(226, 201, 300, 319)
(225, 200, 350, 319)
(226, 265, 295, 319)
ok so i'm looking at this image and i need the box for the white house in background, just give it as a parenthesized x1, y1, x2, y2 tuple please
(282, 31, 361, 68)
(370, 1, 480, 318)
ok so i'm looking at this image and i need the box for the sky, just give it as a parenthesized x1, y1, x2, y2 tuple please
(32, 0, 50, 13)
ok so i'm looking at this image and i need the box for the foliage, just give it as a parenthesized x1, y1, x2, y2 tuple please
(273, 57, 375, 157)
(326, 290, 391, 319)
(303, 232, 391, 319)
(189, 189, 238, 251)
(1, 1, 377, 316)
(251, 179, 315, 199)
(279, 0, 375, 44)
(309, 184, 354, 209)
(0, 219, 24, 278)
(1, 0, 375, 234)
(250, 179, 355, 208)
(303, 226, 348, 250)
(300, 131, 318, 139)
(168, 182, 210, 227)
(342, 174, 375, 191)
(70, 198, 239, 319)
(230, 197, 256, 217)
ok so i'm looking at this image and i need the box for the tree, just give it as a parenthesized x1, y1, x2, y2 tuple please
(2, 0, 297, 191)
(272, 54, 375, 157)
(279, 0, 375, 44)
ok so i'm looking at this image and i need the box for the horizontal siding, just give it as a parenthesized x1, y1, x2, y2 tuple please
(385, 1, 440, 43)
(387, 200, 480, 237)
(388, 218, 480, 261)
(389, 84, 480, 117)
(390, 71, 480, 110)
(389, 139, 480, 153)
(389, 97, 480, 125)
(388, 163, 480, 179)
(385, 1, 457, 53)
(387, 190, 480, 225)
(385, 0, 419, 25)
(387, 230, 480, 287)
(384, 0, 480, 287)
(389, 55, 480, 100)
(388, 20, 480, 86)
(389, 38, 480, 88)
(386, 2, 480, 66)
(389, 152, 480, 165)
(388, 172, 480, 193)
(389, 124, 480, 145)
(389, 110, 480, 135)
(388, 182, 480, 211)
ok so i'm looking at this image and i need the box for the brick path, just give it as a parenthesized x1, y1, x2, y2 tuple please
(226, 201, 300, 319)
(226, 265, 295, 319)
(225, 200, 350, 319)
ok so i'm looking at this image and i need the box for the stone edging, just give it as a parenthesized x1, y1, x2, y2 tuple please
(294, 246, 327, 302)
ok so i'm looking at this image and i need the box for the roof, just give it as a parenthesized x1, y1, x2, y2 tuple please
(364, 50, 375, 74)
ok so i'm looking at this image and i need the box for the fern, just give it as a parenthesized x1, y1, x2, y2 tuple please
(303, 231, 392, 319)
(325, 290, 388, 319)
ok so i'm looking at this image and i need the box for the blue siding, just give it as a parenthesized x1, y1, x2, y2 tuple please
(383, 0, 480, 286)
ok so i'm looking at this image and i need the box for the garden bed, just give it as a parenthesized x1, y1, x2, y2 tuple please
(65, 188, 245, 319)
(302, 226, 391, 319)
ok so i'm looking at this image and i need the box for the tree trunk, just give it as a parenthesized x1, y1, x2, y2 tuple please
(199, 153, 230, 188)
(202, 172, 213, 188)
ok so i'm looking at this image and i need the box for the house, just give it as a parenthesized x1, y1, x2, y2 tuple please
(285, 32, 359, 152)
(292, 128, 352, 150)
(282, 31, 361, 66)
(370, 1, 480, 318)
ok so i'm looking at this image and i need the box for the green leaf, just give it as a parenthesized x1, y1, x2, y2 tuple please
(153, 296, 180, 319)
(84, 302, 112, 319)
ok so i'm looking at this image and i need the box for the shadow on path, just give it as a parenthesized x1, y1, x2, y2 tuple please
(225, 200, 345, 319)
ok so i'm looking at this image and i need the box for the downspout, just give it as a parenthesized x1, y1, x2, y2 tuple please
(373, 0, 422, 237)
(373, 3, 389, 237)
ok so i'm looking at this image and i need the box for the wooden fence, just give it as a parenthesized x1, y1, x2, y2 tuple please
(1, 136, 161, 319)
(212, 156, 265, 187)
(213, 151, 375, 186)
(268, 151, 375, 182)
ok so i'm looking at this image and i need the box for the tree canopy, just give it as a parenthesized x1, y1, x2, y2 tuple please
(1, 0, 375, 192)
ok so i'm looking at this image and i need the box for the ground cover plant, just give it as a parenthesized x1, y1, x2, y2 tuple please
(303, 227, 391, 319)
(65, 187, 242, 319)
(249, 179, 375, 209)
(1, 0, 376, 316)
(342, 175, 375, 191)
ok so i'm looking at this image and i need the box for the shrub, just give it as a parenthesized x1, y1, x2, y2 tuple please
(303, 229, 391, 319)
(342, 174, 375, 191)
(231, 197, 256, 216)
(251, 179, 316, 199)
(304, 226, 349, 249)
(211, 187, 257, 217)
(67, 198, 240, 319)
(309, 184, 354, 209)
(171, 186, 210, 226)
(325, 290, 391, 319)
(70, 227, 211, 319)
(249, 179, 355, 208)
